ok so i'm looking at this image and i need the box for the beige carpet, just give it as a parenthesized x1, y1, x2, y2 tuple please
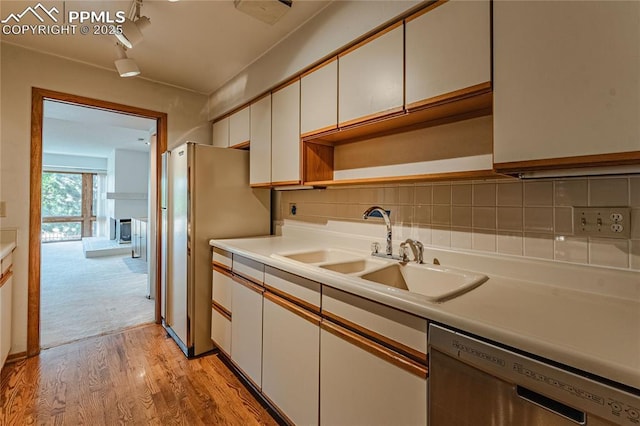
(40, 241, 155, 348)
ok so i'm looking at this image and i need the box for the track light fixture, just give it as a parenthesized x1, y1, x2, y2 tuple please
(114, 44, 140, 77)
(115, 0, 151, 49)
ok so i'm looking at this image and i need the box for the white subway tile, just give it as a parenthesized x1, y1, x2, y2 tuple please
(497, 182, 523, 206)
(524, 233, 554, 259)
(497, 232, 523, 256)
(432, 226, 451, 248)
(589, 238, 629, 269)
(524, 207, 554, 233)
(497, 207, 523, 231)
(524, 181, 553, 206)
(452, 184, 472, 205)
(589, 178, 628, 206)
(451, 228, 472, 250)
(473, 207, 496, 230)
(452, 206, 472, 227)
(554, 237, 588, 264)
(554, 179, 587, 207)
(433, 184, 451, 204)
(473, 183, 496, 206)
(472, 231, 496, 252)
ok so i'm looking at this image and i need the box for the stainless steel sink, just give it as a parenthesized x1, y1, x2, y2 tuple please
(359, 263, 488, 302)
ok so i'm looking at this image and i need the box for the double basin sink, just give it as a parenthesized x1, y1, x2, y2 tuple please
(273, 248, 488, 303)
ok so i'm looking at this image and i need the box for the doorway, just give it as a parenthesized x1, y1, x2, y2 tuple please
(28, 88, 167, 356)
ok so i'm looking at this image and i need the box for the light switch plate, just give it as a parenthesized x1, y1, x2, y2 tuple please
(573, 206, 630, 239)
(0, 201, 6, 218)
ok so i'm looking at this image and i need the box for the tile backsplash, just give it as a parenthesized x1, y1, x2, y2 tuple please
(275, 176, 640, 270)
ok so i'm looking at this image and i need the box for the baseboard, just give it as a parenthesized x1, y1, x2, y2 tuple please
(6, 351, 27, 363)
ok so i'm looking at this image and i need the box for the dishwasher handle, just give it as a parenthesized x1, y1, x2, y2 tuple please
(517, 386, 586, 425)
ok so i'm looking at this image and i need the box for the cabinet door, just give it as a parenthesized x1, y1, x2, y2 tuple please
(231, 277, 263, 388)
(405, 0, 491, 109)
(338, 23, 404, 126)
(229, 106, 250, 148)
(262, 293, 319, 425)
(0, 274, 12, 368)
(249, 95, 272, 186)
(493, 1, 640, 166)
(320, 321, 427, 425)
(211, 267, 233, 356)
(300, 59, 338, 136)
(212, 117, 230, 148)
(271, 81, 301, 185)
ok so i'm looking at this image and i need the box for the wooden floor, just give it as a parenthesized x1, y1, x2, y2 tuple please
(0, 324, 278, 426)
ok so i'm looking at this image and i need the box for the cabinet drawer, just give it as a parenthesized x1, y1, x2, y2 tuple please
(232, 255, 264, 284)
(212, 267, 233, 311)
(1, 252, 12, 277)
(211, 246, 232, 270)
(211, 306, 231, 357)
(322, 286, 427, 362)
(264, 266, 321, 313)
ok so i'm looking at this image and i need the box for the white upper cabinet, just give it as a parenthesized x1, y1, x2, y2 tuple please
(405, 0, 491, 109)
(338, 23, 404, 126)
(300, 59, 338, 137)
(271, 80, 301, 185)
(212, 116, 229, 148)
(493, 1, 640, 166)
(249, 95, 272, 186)
(229, 106, 250, 148)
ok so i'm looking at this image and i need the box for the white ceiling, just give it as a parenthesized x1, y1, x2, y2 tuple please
(0, 0, 332, 94)
(43, 100, 157, 157)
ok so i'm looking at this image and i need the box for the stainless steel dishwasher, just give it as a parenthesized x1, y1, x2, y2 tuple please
(429, 324, 640, 425)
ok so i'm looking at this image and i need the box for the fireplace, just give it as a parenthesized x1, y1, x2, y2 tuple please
(111, 218, 132, 243)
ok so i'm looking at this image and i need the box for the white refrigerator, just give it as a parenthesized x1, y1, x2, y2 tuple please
(163, 142, 270, 357)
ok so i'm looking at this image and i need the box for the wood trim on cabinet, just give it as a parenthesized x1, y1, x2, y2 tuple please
(405, 0, 448, 23)
(212, 263, 233, 277)
(322, 310, 427, 365)
(264, 283, 321, 315)
(260, 392, 297, 426)
(211, 114, 231, 124)
(250, 182, 272, 189)
(494, 151, 640, 173)
(321, 320, 428, 379)
(229, 141, 250, 150)
(0, 270, 13, 288)
(29, 87, 168, 357)
(212, 300, 232, 321)
(338, 106, 405, 130)
(339, 21, 403, 57)
(232, 274, 264, 294)
(304, 169, 505, 187)
(300, 56, 338, 79)
(212, 339, 231, 359)
(264, 291, 321, 326)
(271, 180, 302, 187)
(406, 82, 492, 112)
(301, 125, 339, 139)
(272, 77, 301, 93)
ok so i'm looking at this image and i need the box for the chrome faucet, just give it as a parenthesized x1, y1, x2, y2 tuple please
(363, 206, 394, 258)
(400, 239, 424, 264)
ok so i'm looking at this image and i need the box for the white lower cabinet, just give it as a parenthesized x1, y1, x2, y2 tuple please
(231, 276, 264, 388)
(262, 293, 320, 425)
(320, 321, 427, 426)
(0, 272, 12, 368)
(211, 265, 233, 356)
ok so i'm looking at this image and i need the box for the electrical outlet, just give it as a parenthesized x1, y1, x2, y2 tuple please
(289, 203, 297, 216)
(0, 201, 6, 218)
(573, 206, 630, 239)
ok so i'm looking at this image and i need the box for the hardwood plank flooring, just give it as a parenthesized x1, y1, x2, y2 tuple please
(0, 324, 278, 426)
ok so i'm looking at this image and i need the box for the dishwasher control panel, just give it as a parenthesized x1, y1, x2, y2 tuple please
(430, 324, 640, 425)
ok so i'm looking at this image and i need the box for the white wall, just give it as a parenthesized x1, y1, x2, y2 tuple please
(42, 153, 108, 173)
(107, 149, 149, 221)
(0, 42, 211, 355)
(208, 0, 421, 119)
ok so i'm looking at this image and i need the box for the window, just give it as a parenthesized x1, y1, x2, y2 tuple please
(41, 172, 96, 242)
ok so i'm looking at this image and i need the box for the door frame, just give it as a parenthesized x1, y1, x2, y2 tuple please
(28, 87, 168, 357)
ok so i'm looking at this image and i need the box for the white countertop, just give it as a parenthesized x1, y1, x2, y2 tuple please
(0, 228, 17, 260)
(210, 229, 640, 392)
